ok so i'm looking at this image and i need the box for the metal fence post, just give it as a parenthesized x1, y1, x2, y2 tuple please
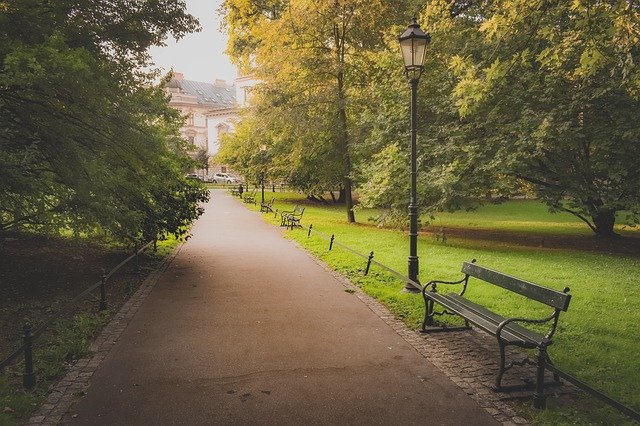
(365, 251, 374, 276)
(308, 224, 313, 237)
(329, 234, 335, 251)
(23, 321, 36, 389)
(134, 247, 140, 274)
(274, 208, 278, 219)
(99, 269, 107, 311)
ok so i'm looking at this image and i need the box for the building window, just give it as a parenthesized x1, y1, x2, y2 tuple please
(221, 166, 227, 173)
(188, 136, 195, 145)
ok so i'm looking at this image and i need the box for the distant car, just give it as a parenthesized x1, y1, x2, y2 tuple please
(186, 173, 202, 181)
(211, 173, 239, 184)
(226, 174, 240, 184)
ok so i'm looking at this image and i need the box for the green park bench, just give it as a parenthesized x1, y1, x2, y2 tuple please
(280, 205, 305, 229)
(421, 260, 572, 409)
(260, 197, 275, 213)
(242, 189, 257, 204)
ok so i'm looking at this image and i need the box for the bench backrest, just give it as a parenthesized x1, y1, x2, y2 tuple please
(462, 262, 571, 311)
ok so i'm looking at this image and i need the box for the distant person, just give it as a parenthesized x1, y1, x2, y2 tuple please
(238, 183, 243, 196)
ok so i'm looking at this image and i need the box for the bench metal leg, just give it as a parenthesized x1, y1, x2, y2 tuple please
(533, 346, 548, 409)
(422, 298, 434, 331)
(545, 353, 561, 383)
(495, 340, 507, 390)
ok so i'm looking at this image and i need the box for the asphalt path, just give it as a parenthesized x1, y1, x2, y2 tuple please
(66, 191, 498, 425)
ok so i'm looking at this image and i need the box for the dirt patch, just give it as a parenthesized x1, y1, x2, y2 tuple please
(0, 231, 162, 360)
(426, 226, 640, 257)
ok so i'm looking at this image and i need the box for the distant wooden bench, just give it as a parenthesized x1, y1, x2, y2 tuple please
(243, 189, 257, 204)
(421, 260, 571, 409)
(260, 197, 275, 213)
(280, 205, 304, 229)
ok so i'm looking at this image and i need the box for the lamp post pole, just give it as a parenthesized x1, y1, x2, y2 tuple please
(407, 76, 419, 291)
(260, 144, 267, 204)
(399, 18, 430, 292)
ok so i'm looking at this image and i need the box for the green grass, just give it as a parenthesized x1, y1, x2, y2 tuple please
(0, 312, 109, 426)
(428, 199, 638, 236)
(233, 189, 639, 237)
(0, 375, 39, 426)
(229, 189, 640, 425)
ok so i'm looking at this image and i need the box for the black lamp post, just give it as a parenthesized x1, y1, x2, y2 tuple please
(260, 144, 267, 204)
(399, 18, 430, 292)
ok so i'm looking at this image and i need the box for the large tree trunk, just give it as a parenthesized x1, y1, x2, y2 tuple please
(592, 210, 618, 238)
(335, 24, 355, 224)
(556, 203, 620, 239)
(337, 96, 355, 223)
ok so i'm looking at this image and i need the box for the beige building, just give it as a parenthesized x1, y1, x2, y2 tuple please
(166, 72, 258, 174)
(166, 72, 234, 153)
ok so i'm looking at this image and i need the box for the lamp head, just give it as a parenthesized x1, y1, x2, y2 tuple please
(399, 18, 431, 81)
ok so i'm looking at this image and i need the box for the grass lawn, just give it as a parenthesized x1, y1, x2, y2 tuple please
(231, 189, 640, 425)
(429, 199, 638, 237)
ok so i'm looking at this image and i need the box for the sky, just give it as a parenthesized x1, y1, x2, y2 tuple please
(148, 0, 237, 85)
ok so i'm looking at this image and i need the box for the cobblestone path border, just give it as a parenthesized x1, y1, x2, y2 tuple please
(28, 243, 185, 425)
(305, 247, 577, 426)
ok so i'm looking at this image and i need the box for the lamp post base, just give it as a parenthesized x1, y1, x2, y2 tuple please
(405, 256, 420, 292)
(402, 284, 421, 293)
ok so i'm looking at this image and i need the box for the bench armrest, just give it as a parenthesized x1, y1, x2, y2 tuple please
(422, 275, 470, 298)
(496, 311, 559, 346)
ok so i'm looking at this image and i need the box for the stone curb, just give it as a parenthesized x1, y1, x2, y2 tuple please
(28, 242, 185, 425)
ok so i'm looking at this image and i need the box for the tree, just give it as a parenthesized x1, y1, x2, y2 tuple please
(361, 1, 640, 236)
(216, 112, 271, 185)
(423, 0, 640, 237)
(194, 147, 211, 177)
(0, 0, 209, 242)
(355, 8, 512, 226)
(220, 0, 411, 222)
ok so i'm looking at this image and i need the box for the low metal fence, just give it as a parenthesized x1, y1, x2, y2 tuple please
(297, 222, 639, 422)
(211, 182, 289, 192)
(0, 241, 154, 389)
(302, 223, 420, 291)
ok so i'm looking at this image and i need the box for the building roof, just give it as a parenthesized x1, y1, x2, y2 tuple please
(168, 76, 236, 109)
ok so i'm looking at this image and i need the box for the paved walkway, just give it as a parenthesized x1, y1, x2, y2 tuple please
(38, 192, 507, 425)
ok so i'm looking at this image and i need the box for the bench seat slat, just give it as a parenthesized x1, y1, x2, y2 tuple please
(426, 292, 544, 347)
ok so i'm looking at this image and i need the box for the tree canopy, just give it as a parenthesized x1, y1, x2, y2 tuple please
(423, 0, 640, 237)
(0, 0, 209, 243)
(219, 0, 640, 237)
(220, 0, 412, 222)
